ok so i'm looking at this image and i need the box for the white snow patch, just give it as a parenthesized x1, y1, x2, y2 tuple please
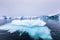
(11, 19, 46, 26)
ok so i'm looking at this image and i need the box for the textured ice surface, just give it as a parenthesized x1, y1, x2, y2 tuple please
(0, 19, 52, 40)
(11, 19, 46, 26)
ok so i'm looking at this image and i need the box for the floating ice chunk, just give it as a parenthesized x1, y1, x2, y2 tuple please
(0, 19, 52, 40)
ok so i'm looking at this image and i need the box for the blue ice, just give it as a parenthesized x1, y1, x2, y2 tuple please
(0, 19, 52, 40)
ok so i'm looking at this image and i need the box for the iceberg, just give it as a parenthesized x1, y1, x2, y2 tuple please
(47, 13, 59, 20)
(0, 19, 52, 40)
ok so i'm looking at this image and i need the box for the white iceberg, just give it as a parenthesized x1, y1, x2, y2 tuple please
(0, 19, 52, 40)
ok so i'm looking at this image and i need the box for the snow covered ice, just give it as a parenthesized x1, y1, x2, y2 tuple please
(0, 19, 52, 40)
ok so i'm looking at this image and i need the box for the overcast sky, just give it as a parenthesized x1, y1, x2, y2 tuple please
(0, 0, 60, 16)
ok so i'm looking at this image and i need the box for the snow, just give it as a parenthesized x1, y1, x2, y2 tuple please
(11, 19, 46, 26)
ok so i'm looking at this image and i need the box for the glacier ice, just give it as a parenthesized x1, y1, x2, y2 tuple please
(0, 19, 52, 40)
